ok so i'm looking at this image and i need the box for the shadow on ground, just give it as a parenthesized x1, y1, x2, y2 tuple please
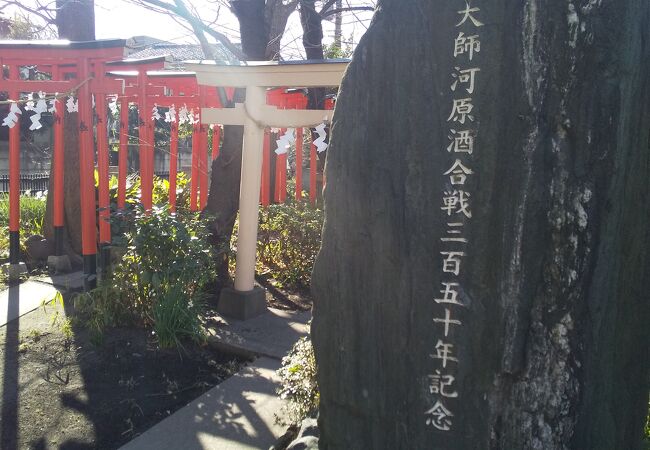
(0, 287, 245, 450)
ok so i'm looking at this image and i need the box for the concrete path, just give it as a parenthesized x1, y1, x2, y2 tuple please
(121, 307, 311, 450)
(121, 357, 284, 450)
(0, 281, 59, 327)
(207, 308, 311, 360)
(33, 270, 85, 291)
(0, 271, 84, 327)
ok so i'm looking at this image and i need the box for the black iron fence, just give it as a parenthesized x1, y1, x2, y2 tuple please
(0, 172, 172, 194)
(0, 173, 50, 194)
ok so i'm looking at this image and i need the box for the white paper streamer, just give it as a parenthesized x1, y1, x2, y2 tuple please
(48, 97, 58, 114)
(108, 96, 119, 116)
(151, 103, 161, 121)
(314, 123, 328, 153)
(24, 92, 48, 130)
(275, 128, 295, 155)
(66, 97, 78, 113)
(165, 104, 177, 123)
(178, 105, 189, 125)
(2, 102, 22, 128)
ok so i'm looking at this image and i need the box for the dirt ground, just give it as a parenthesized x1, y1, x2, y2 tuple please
(0, 275, 312, 450)
(0, 298, 246, 450)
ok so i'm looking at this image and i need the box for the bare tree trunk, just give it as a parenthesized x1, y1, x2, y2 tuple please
(334, 0, 342, 48)
(55, 0, 95, 40)
(299, 0, 326, 202)
(43, 110, 83, 267)
(204, 1, 297, 290)
(312, 0, 650, 448)
(299, 0, 325, 108)
(43, 0, 95, 267)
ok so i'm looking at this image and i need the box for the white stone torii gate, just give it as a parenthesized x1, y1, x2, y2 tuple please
(187, 60, 348, 320)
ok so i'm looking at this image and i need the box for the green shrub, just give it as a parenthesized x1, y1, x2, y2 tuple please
(0, 193, 47, 259)
(107, 172, 192, 212)
(256, 198, 323, 290)
(77, 205, 216, 348)
(153, 283, 205, 349)
(276, 336, 319, 425)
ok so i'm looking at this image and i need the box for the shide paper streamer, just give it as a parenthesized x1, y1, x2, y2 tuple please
(2, 102, 22, 129)
(275, 127, 295, 155)
(314, 123, 328, 153)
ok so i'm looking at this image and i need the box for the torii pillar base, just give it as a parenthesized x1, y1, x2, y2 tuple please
(47, 255, 72, 275)
(2, 262, 28, 282)
(218, 287, 267, 321)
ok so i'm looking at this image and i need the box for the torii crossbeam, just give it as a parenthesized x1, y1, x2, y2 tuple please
(187, 59, 349, 320)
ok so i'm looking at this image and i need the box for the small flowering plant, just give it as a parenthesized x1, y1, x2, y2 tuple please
(276, 335, 319, 425)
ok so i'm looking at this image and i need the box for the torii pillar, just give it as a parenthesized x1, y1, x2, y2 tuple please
(190, 60, 348, 320)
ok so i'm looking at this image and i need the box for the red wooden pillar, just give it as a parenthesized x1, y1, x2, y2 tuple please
(199, 123, 208, 210)
(146, 106, 156, 208)
(274, 129, 287, 203)
(96, 94, 112, 274)
(212, 125, 221, 160)
(169, 119, 179, 212)
(52, 67, 65, 256)
(7, 65, 21, 265)
(117, 97, 129, 209)
(295, 128, 303, 201)
(77, 58, 98, 289)
(277, 152, 287, 203)
(190, 122, 199, 211)
(138, 71, 152, 210)
(260, 129, 271, 206)
(96, 94, 111, 243)
(310, 136, 317, 206)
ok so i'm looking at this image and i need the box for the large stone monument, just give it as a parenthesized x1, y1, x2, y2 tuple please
(311, 0, 649, 448)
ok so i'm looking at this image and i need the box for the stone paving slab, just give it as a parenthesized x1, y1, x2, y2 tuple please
(206, 307, 311, 360)
(0, 281, 60, 327)
(33, 270, 85, 291)
(120, 357, 286, 450)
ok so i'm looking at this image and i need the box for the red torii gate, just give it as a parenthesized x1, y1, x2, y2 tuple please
(0, 41, 184, 286)
(0, 39, 128, 285)
(0, 39, 333, 290)
(106, 69, 225, 212)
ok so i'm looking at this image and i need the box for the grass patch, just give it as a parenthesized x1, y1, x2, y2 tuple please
(0, 193, 47, 259)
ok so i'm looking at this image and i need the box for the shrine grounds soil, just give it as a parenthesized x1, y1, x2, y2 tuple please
(0, 281, 311, 450)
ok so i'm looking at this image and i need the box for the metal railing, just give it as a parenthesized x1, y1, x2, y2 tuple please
(0, 172, 172, 194)
(0, 173, 50, 194)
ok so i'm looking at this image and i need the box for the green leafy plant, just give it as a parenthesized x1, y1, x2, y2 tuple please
(276, 335, 319, 425)
(0, 193, 47, 259)
(153, 283, 205, 349)
(256, 198, 323, 290)
(77, 204, 216, 348)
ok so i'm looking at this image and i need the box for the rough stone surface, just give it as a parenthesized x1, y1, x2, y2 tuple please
(2, 263, 28, 281)
(47, 255, 72, 274)
(24, 235, 53, 262)
(311, 1, 649, 449)
(217, 286, 268, 320)
(297, 417, 319, 438)
(286, 436, 319, 450)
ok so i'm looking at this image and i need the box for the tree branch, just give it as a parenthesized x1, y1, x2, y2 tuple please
(319, 0, 337, 15)
(133, 0, 245, 59)
(320, 6, 374, 19)
(0, 0, 57, 25)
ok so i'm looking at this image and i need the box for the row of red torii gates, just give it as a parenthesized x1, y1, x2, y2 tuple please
(0, 39, 339, 296)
